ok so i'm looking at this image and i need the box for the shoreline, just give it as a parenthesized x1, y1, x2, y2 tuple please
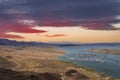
(0, 45, 118, 80)
(58, 59, 117, 79)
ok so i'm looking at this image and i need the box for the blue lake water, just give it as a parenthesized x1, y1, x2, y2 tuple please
(56, 45, 120, 78)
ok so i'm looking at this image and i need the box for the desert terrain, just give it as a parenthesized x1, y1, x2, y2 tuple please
(0, 45, 116, 80)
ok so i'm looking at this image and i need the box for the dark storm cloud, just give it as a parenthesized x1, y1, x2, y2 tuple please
(3, 0, 119, 20)
(0, 0, 120, 31)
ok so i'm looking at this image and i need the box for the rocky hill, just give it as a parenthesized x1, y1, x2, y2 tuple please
(0, 68, 62, 80)
(0, 39, 47, 46)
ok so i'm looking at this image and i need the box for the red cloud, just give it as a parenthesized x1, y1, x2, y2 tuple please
(38, 18, 119, 30)
(0, 19, 47, 39)
(44, 34, 66, 37)
(12, 26, 47, 33)
(39, 18, 77, 27)
(0, 33, 24, 39)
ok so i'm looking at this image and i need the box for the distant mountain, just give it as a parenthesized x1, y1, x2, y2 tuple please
(83, 43, 120, 46)
(0, 39, 120, 46)
(48, 42, 81, 46)
(48, 42, 120, 46)
(0, 39, 47, 46)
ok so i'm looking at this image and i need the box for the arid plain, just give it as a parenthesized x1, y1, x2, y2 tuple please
(0, 45, 116, 80)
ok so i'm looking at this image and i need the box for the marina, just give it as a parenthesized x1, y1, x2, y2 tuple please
(73, 53, 97, 57)
(58, 45, 120, 78)
(68, 57, 105, 63)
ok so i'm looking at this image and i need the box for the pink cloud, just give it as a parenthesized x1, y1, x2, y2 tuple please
(0, 33, 24, 39)
(38, 18, 119, 30)
(0, 19, 47, 39)
(44, 34, 66, 37)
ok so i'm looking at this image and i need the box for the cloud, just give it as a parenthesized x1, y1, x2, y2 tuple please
(44, 34, 66, 37)
(37, 19, 120, 30)
(0, 19, 47, 38)
(0, 33, 24, 39)
(80, 20, 120, 30)
(0, 0, 120, 38)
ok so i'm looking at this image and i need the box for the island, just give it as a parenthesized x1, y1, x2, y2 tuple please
(88, 49, 120, 54)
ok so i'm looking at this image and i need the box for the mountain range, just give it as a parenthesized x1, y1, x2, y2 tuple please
(0, 39, 46, 46)
(0, 39, 120, 46)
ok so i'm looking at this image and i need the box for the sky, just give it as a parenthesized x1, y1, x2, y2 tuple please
(0, 0, 120, 43)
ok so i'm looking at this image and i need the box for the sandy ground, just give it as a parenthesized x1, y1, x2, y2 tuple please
(0, 46, 116, 80)
(0, 46, 64, 59)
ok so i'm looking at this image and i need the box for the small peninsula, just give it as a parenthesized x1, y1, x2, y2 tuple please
(88, 49, 120, 54)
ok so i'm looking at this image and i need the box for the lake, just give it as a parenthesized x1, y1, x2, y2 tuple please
(57, 45, 120, 78)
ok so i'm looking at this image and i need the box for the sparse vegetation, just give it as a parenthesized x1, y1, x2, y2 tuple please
(5, 56, 13, 59)
(0, 57, 16, 69)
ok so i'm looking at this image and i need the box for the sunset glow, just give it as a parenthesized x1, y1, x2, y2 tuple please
(0, 0, 120, 43)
